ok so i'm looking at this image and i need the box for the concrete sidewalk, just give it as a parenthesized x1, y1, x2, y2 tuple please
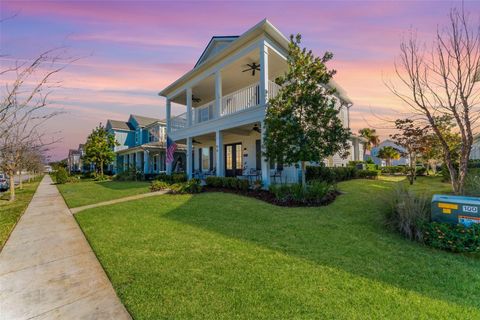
(0, 175, 131, 320)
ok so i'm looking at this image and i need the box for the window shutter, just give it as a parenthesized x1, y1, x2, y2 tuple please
(209, 146, 214, 170)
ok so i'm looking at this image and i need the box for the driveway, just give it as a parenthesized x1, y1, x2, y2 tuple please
(0, 175, 131, 319)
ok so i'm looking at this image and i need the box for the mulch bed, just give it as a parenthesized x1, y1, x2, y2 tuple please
(202, 187, 339, 207)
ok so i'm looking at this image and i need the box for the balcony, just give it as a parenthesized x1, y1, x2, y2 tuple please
(170, 80, 281, 132)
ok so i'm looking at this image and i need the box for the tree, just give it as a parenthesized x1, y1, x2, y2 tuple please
(390, 119, 428, 184)
(358, 128, 380, 159)
(387, 6, 480, 194)
(264, 34, 351, 186)
(83, 124, 117, 177)
(378, 146, 401, 166)
(421, 116, 462, 175)
(1, 24, 73, 200)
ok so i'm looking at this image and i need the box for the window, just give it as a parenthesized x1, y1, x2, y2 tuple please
(148, 127, 159, 142)
(202, 148, 210, 171)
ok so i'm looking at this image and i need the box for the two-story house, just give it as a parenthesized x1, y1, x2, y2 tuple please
(106, 114, 185, 175)
(159, 19, 365, 185)
(471, 134, 480, 160)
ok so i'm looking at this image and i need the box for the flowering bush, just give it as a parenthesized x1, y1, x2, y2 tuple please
(423, 222, 480, 253)
(150, 180, 169, 192)
(170, 179, 202, 194)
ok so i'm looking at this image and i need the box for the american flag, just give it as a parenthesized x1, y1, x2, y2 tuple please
(166, 136, 177, 164)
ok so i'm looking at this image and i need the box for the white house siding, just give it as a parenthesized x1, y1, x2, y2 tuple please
(471, 139, 480, 160)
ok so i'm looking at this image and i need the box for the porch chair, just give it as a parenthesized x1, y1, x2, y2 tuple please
(270, 166, 283, 184)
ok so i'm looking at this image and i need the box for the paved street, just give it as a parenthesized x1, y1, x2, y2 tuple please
(0, 175, 131, 320)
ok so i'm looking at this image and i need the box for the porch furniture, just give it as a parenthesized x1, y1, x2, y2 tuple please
(193, 170, 204, 179)
(270, 168, 283, 184)
(204, 168, 216, 177)
(242, 169, 261, 183)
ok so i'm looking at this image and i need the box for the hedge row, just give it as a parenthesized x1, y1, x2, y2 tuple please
(205, 176, 250, 191)
(305, 166, 378, 183)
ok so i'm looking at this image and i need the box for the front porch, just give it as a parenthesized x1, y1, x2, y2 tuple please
(176, 123, 299, 186)
(116, 143, 186, 175)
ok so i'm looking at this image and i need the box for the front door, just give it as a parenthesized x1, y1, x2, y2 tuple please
(225, 143, 243, 177)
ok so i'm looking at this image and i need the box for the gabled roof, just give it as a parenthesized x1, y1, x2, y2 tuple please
(159, 19, 289, 98)
(130, 114, 162, 127)
(107, 119, 135, 131)
(195, 36, 239, 68)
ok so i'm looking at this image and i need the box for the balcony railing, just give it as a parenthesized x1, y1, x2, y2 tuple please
(170, 80, 281, 132)
(171, 112, 187, 131)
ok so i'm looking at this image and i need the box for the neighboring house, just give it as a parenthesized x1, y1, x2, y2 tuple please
(106, 114, 185, 174)
(67, 148, 81, 173)
(67, 144, 90, 173)
(159, 19, 365, 185)
(471, 134, 480, 160)
(367, 140, 410, 167)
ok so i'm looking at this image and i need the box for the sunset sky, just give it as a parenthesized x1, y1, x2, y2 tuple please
(1, 0, 478, 160)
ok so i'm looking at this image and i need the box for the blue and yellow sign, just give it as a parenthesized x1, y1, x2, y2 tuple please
(431, 195, 480, 227)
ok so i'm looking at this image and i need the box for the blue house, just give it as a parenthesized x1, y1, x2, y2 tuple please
(106, 114, 185, 175)
(366, 140, 410, 167)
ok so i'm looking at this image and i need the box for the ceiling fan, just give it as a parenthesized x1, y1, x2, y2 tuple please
(252, 123, 261, 133)
(192, 95, 201, 103)
(242, 62, 261, 76)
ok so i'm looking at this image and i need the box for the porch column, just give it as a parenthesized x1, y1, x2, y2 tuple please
(260, 122, 270, 186)
(186, 88, 192, 127)
(166, 98, 172, 174)
(143, 150, 149, 174)
(216, 130, 224, 176)
(259, 41, 269, 106)
(186, 137, 193, 179)
(215, 71, 222, 118)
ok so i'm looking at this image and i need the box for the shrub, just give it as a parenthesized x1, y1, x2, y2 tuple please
(306, 165, 357, 183)
(53, 167, 68, 184)
(269, 181, 333, 203)
(251, 179, 263, 191)
(356, 169, 379, 179)
(205, 176, 250, 191)
(468, 160, 480, 168)
(381, 166, 406, 175)
(386, 184, 430, 242)
(67, 175, 80, 183)
(114, 165, 143, 181)
(150, 180, 170, 192)
(415, 167, 427, 176)
(172, 173, 187, 183)
(93, 174, 110, 181)
(304, 180, 333, 202)
(423, 222, 480, 253)
(205, 176, 223, 188)
(464, 169, 480, 197)
(170, 179, 202, 194)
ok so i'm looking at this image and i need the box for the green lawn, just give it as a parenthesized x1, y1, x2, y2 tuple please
(0, 177, 42, 249)
(76, 177, 480, 319)
(57, 180, 151, 208)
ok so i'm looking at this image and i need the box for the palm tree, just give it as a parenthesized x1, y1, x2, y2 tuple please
(358, 128, 380, 159)
(378, 146, 401, 166)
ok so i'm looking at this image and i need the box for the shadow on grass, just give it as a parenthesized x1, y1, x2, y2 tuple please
(92, 180, 149, 191)
(162, 178, 480, 310)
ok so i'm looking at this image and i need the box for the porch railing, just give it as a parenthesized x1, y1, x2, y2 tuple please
(170, 80, 281, 132)
(171, 112, 187, 131)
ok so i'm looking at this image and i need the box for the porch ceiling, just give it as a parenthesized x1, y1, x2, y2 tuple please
(175, 122, 261, 145)
(171, 49, 287, 107)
